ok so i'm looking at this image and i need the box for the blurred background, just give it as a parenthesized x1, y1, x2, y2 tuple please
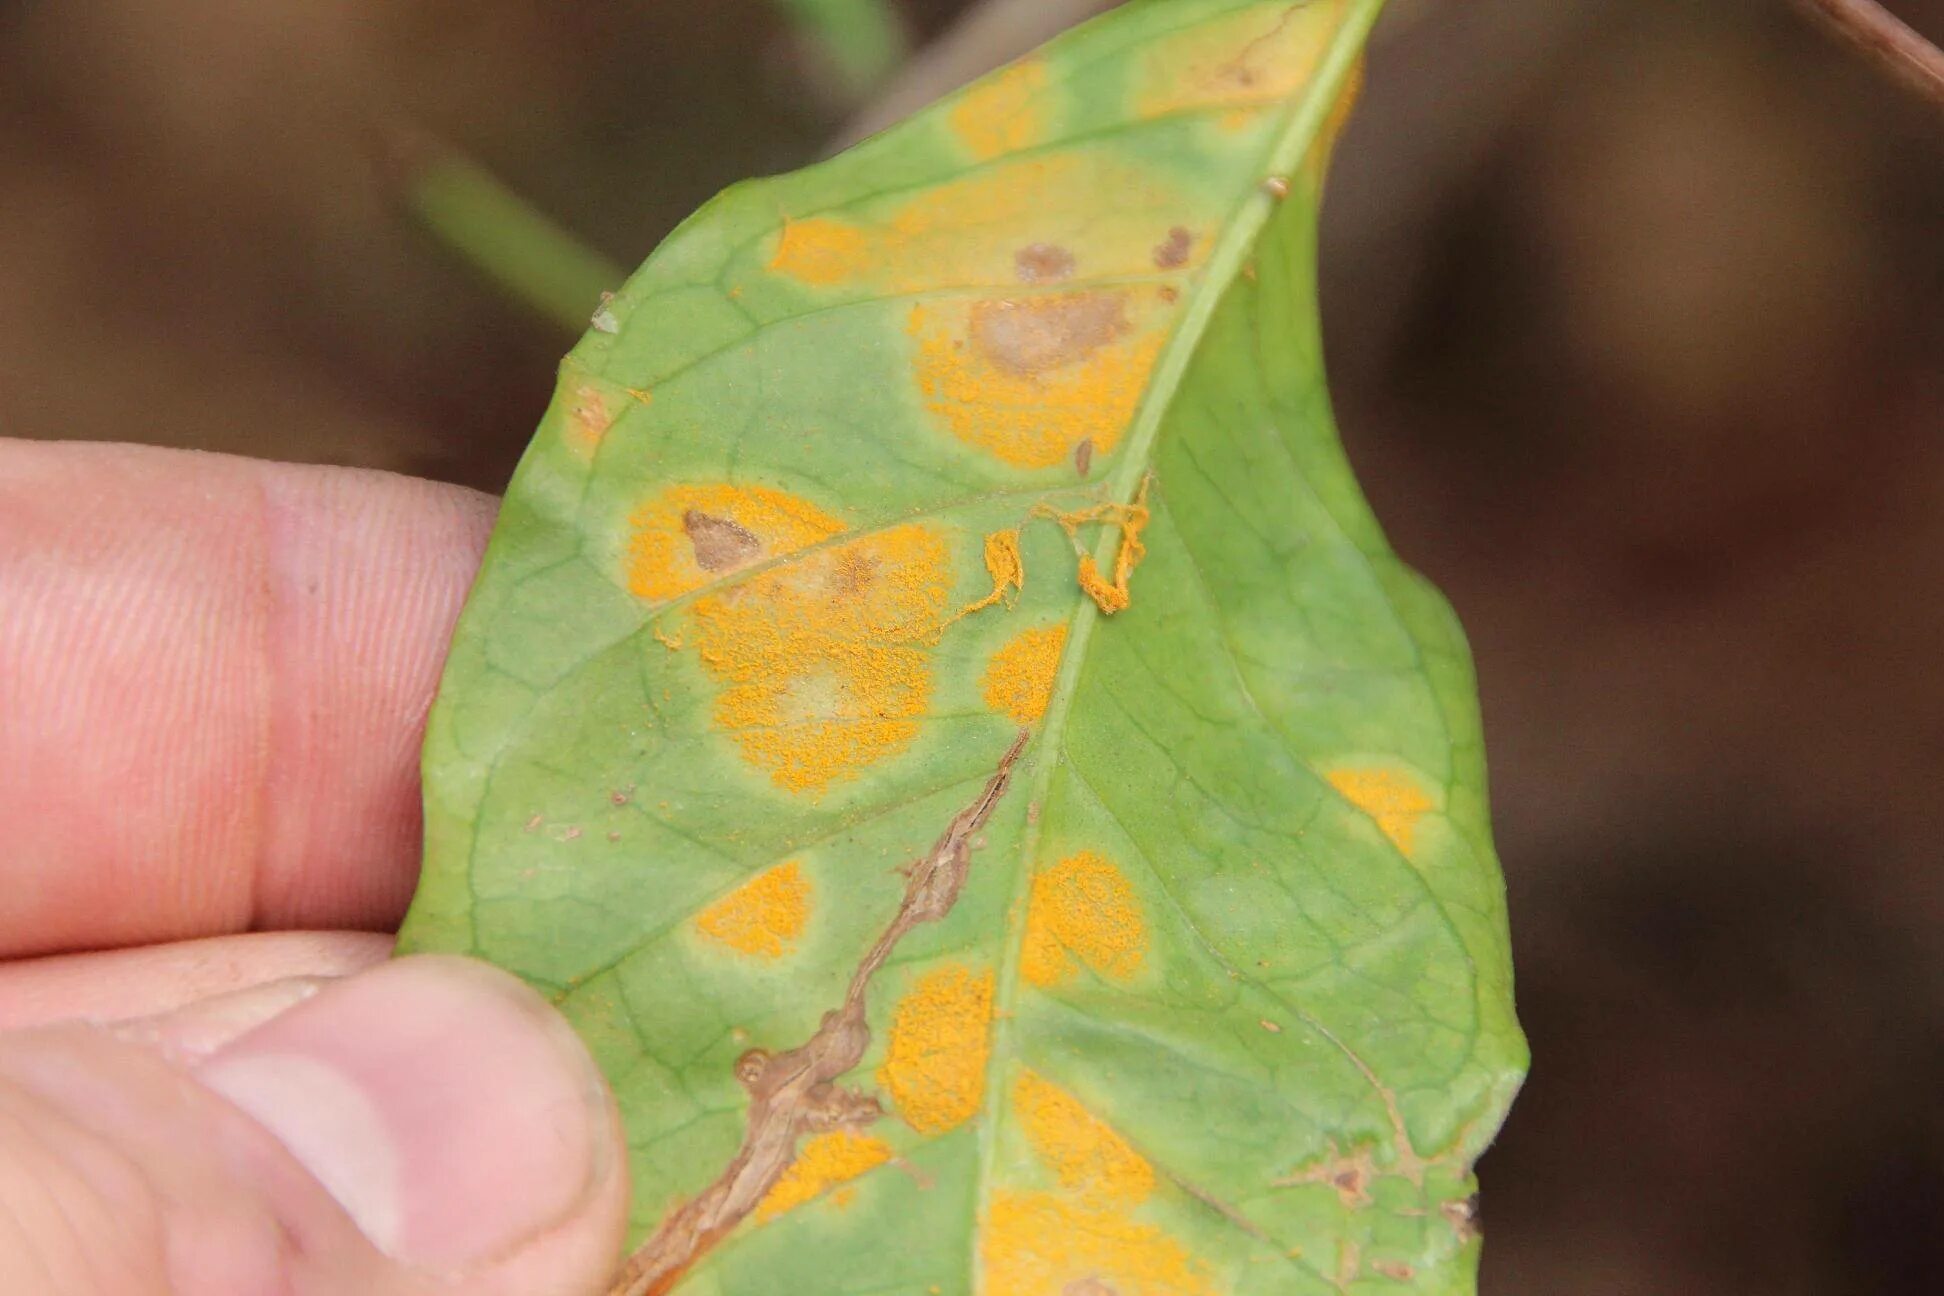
(2, 0, 1939, 1290)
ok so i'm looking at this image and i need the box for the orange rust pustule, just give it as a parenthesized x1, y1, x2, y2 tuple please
(1014, 1071, 1155, 1204)
(982, 624, 1067, 724)
(755, 1129, 893, 1220)
(694, 861, 810, 959)
(1035, 475, 1153, 615)
(909, 292, 1168, 470)
(949, 57, 1047, 160)
(981, 1191, 1213, 1296)
(1327, 766, 1435, 857)
(626, 483, 845, 603)
(877, 964, 995, 1134)
(689, 525, 952, 793)
(1022, 850, 1147, 989)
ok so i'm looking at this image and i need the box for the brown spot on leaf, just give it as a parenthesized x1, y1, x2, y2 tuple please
(1373, 1261, 1416, 1282)
(970, 293, 1129, 376)
(1015, 242, 1075, 283)
(683, 509, 763, 572)
(1074, 438, 1094, 476)
(1443, 1194, 1480, 1245)
(1152, 226, 1192, 269)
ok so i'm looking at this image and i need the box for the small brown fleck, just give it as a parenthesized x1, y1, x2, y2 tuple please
(1074, 438, 1094, 476)
(1027, 801, 1041, 823)
(524, 813, 543, 833)
(1442, 1194, 1480, 1244)
(1260, 175, 1291, 200)
(1373, 1261, 1416, 1281)
(1260, 1018, 1281, 1033)
(1152, 226, 1192, 269)
(683, 509, 763, 571)
(607, 830, 622, 843)
(1014, 242, 1075, 283)
(1157, 285, 1179, 304)
(611, 787, 633, 806)
(970, 293, 1128, 375)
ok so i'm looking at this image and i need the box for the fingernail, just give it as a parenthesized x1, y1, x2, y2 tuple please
(196, 955, 614, 1269)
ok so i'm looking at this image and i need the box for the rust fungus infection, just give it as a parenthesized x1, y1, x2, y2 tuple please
(1015, 1071, 1155, 1204)
(982, 1192, 1213, 1296)
(694, 861, 811, 959)
(768, 217, 871, 286)
(949, 57, 1047, 160)
(877, 964, 995, 1133)
(1035, 475, 1153, 614)
(689, 524, 951, 792)
(767, 155, 1194, 295)
(1135, 1, 1343, 119)
(1021, 850, 1147, 988)
(982, 624, 1067, 724)
(1151, 226, 1193, 269)
(755, 1129, 893, 1220)
(956, 528, 1026, 619)
(565, 383, 613, 457)
(1016, 242, 1076, 283)
(911, 293, 1166, 469)
(626, 484, 845, 603)
(1327, 766, 1435, 856)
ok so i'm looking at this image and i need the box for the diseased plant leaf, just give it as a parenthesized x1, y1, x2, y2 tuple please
(398, 2, 1526, 1292)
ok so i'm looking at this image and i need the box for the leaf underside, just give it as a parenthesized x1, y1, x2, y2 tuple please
(398, 2, 1527, 1293)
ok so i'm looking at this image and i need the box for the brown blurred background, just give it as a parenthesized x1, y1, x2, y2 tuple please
(2, 0, 1940, 1291)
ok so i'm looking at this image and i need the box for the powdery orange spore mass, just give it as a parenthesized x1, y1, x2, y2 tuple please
(909, 292, 1168, 469)
(626, 484, 846, 603)
(949, 58, 1047, 160)
(877, 965, 995, 1134)
(1021, 851, 1147, 988)
(693, 861, 811, 958)
(1134, 0, 1345, 119)
(755, 1129, 894, 1220)
(1327, 766, 1435, 857)
(981, 1191, 1213, 1296)
(689, 524, 951, 793)
(768, 217, 871, 286)
(1014, 1071, 1154, 1204)
(981, 624, 1067, 724)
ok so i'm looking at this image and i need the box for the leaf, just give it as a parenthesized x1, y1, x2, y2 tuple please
(398, 2, 1527, 1293)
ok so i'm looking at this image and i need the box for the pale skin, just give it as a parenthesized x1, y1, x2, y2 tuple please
(0, 438, 630, 1296)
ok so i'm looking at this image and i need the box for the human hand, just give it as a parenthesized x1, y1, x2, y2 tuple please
(0, 439, 629, 1294)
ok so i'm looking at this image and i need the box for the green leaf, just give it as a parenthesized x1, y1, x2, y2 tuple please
(399, 2, 1527, 1293)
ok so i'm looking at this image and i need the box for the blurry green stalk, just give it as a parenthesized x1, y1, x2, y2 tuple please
(402, 144, 621, 334)
(778, 0, 908, 98)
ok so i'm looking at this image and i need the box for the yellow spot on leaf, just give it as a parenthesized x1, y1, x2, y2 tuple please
(565, 384, 613, 458)
(949, 58, 1047, 160)
(878, 965, 994, 1134)
(982, 624, 1066, 724)
(768, 217, 872, 287)
(982, 1191, 1213, 1296)
(766, 155, 1199, 295)
(1327, 766, 1435, 856)
(756, 1129, 893, 1219)
(1135, 0, 1346, 119)
(626, 484, 846, 604)
(910, 292, 1168, 469)
(1022, 851, 1146, 988)
(691, 525, 951, 793)
(1015, 1071, 1154, 1204)
(694, 861, 810, 958)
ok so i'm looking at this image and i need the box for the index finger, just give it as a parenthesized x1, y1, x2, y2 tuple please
(0, 439, 495, 957)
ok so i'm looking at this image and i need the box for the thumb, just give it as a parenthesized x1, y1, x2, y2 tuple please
(0, 955, 629, 1296)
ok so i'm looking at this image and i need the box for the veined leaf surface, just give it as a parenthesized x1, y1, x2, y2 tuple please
(399, 2, 1526, 1292)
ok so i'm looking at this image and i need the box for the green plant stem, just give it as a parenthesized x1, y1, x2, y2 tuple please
(778, 0, 908, 98)
(395, 137, 623, 334)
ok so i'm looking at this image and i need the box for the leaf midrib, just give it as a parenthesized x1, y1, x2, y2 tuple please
(967, 1, 1387, 1286)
